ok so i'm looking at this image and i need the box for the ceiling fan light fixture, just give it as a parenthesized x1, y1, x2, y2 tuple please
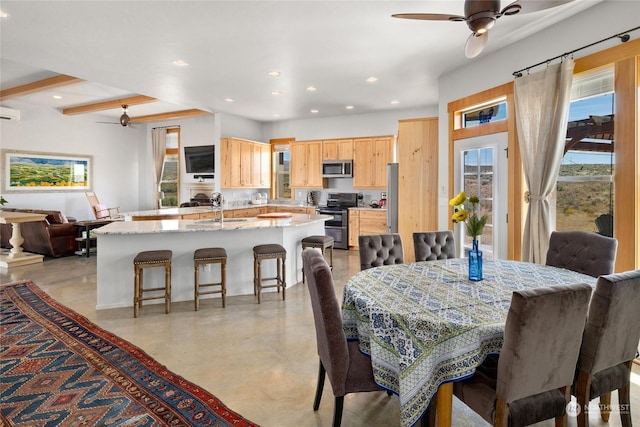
(119, 105, 130, 127)
(465, 32, 488, 58)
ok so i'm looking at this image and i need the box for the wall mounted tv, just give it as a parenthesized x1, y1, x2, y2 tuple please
(184, 145, 214, 177)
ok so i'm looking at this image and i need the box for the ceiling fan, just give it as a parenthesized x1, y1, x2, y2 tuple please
(97, 105, 133, 127)
(392, 0, 575, 58)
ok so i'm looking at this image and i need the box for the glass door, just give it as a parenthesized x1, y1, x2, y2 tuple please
(454, 133, 508, 259)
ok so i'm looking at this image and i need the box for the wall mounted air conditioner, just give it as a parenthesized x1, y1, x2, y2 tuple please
(0, 107, 21, 121)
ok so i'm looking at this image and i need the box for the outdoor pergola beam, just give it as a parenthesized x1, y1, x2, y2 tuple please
(63, 95, 157, 115)
(0, 75, 83, 101)
(130, 109, 210, 123)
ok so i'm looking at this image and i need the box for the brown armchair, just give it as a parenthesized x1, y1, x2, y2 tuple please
(573, 269, 640, 427)
(545, 230, 618, 277)
(358, 233, 404, 271)
(302, 248, 385, 427)
(453, 283, 592, 427)
(413, 231, 457, 261)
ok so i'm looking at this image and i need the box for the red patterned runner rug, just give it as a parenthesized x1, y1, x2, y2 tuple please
(0, 280, 259, 426)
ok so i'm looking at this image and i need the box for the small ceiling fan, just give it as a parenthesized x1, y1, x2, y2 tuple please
(97, 105, 133, 127)
(392, 0, 575, 58)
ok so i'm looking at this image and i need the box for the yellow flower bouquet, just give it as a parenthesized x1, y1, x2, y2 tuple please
(449, 191, 489, 240)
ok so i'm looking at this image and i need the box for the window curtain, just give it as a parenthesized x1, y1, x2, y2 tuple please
(515, 59, 574, 263)
(151, 128, 167, 209)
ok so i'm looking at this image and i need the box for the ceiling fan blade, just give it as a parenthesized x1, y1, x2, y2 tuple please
(500, 0, 575, 16)
(392, 13, 465, 22)
(465, 32, 488, 58)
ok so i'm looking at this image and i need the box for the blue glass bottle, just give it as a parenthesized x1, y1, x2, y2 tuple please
(468, 239, 483, 281)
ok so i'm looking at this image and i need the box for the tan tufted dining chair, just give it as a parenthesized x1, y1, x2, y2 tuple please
(545, 230, 617, 278)
(413, 230, 457, 261)
(358, 233, 404, 271)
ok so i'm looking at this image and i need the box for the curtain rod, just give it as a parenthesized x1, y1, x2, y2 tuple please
(152, 125, 181, 130)
(513, 26, 640, 77)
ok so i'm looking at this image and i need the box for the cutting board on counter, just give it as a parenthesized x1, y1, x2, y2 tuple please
(256, 212, 293, 219)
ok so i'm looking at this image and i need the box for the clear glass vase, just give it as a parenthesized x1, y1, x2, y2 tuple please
(468, 239, 483, 281)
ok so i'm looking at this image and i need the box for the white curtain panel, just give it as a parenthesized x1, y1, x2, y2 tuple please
(515, 59, 574, 263)
(151, 128, 167, 209)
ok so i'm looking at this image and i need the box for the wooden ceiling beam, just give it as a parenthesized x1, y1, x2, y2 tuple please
(130, 109, 211, 123)
(63, 95, 157, 115)
(0, 75, 83, 101)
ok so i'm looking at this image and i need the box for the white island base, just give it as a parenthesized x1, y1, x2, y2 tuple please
(94, 215, 328, 310)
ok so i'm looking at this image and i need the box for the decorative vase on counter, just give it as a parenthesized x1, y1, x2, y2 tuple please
(468, 239, 483, 281)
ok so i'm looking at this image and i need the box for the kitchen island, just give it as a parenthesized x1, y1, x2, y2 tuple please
(94, 214, 329, 310)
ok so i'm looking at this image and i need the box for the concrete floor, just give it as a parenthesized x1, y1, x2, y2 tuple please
(1, 249, 638, 427)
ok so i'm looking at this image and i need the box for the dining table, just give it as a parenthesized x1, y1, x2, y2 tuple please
(341, 258, 597, 427)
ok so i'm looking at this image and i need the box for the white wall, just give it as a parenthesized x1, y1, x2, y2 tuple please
(0, 100, 145, 221)
(436, 0, 639, 229)
(263, 106, 436, 140)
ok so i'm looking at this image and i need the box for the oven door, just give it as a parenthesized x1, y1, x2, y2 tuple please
(324, 226, 347, 249)
(318, 209, 347, 227)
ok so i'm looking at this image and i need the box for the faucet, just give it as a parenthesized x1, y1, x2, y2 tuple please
(210, 192, 224, 225)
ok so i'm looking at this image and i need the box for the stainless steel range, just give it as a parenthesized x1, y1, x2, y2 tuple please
(317, 192, 358, 249)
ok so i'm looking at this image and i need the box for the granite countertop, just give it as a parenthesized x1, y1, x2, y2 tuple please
(121, 203, 315, 218)
(94, 214, 331, 235)
(349, 207, 387, 211)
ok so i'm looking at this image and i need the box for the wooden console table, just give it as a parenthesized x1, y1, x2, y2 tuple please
(0, 211, 47, 268)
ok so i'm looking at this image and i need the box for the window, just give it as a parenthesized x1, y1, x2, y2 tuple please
(557, 68, 614, 235)
(462, 147, 495, 258)
(462, 100, 507, 128)
(160, 129, 180, 207)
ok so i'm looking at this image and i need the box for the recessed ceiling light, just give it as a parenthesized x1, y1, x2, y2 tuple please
(391, 100, 400, 105)
(267, 71, 281, 77)
(272, 113, 280, 117)
(173, 60, 189, 67)
(224, 98, 234, 102)
(52, 95, 62, 100)
(310, 109, 319, 114)
(306, 86, 317, 92)
(271, 90, 282, 96)
(0, 10, 8, 18)
(345, 105, 354, 110)
(366, 77, 378, 83)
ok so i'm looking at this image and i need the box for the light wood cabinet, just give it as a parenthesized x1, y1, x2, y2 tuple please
(348, 209, 360, 247)
(220, 137, 271, 189)
(353, 136, 395, 189)
(397, 118, 439, 262)
(322, 138, 353, 160)
(348, 209, 387, 248)
(290, 140, 326, 189)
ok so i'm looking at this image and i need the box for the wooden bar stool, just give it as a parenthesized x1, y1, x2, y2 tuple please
(194, 247, 227, 310)
(133, 250, 172, 318)
(301, 235, 334, 284)
(253, 244, 286, 304)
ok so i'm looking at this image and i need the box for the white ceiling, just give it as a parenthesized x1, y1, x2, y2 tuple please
(0, 0, 600, 123)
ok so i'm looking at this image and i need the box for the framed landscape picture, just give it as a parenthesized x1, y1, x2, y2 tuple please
(1, 149, 93, 193)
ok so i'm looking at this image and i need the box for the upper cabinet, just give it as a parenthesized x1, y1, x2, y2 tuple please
(353, 136, 396, 189)
(220, 137, 271, 189)
(322, 138, 353, 160)
(290, 140, 326, 189)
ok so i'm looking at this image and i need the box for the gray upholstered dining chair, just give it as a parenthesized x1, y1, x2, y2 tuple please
(545, 230, 618, 277)
(302, 248, 385, 427)
(453, 283, 592, 427)
(358, 233, 404, 271)
(573, 269, 640, 427)
(413, 230, 456, 261)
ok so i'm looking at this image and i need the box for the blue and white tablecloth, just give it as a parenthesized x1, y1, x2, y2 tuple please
(341, 259, 596, 427)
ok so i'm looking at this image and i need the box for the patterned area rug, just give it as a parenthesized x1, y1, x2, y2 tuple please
(0, 280, 259, 427)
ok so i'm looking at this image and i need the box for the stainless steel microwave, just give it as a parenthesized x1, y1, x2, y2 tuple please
(322, 160, 353, 178)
